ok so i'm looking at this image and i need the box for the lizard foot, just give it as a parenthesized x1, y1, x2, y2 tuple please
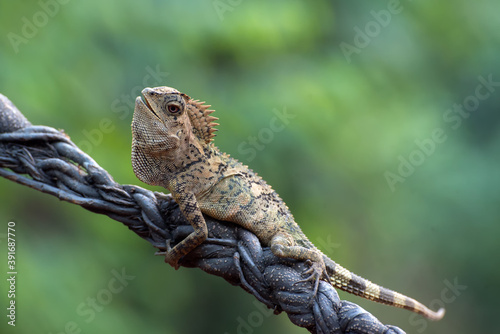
(295, 260, 329, 300)
(157, 239, 181, 270)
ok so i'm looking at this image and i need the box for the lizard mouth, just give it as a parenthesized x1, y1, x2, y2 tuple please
(137, 93, 160, 120)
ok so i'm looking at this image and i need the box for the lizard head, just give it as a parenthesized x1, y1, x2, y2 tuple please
(131, 86, 218, 186)
(133, 86, 191, 141)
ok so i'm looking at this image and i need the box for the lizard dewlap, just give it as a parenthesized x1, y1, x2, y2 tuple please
(131, 86, 445, 321)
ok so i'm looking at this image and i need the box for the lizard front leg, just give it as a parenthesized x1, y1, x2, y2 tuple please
(163, 190, 208, 269)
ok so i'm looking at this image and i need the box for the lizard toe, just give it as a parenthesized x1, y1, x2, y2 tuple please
(294, 261, 323, 300)
(163, 239, 181, 269)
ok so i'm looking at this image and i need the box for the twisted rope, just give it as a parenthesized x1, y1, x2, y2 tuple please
(0, 93, 405, 334)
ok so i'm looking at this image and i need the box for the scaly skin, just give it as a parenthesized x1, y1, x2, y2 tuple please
(131, 86, 445, 321)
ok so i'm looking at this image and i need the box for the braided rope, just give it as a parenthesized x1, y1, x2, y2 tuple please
(0, 93, 406, 334)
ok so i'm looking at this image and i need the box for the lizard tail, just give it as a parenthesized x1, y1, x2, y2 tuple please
(324, 257, 445, 321)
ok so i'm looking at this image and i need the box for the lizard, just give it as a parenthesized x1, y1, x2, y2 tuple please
(131, 86, 445, 321)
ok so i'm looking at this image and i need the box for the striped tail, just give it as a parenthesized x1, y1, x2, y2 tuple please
(324, 257, 445, 320)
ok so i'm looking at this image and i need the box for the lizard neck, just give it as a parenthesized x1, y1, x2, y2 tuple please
(163, 142, 232, 195)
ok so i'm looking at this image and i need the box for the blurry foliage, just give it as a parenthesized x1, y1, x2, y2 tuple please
(0, 0, 499, 333)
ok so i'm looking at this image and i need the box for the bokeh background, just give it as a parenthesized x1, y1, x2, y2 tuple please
(1, 1, 499, 333)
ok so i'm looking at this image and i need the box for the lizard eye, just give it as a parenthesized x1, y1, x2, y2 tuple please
(167, 103, 182, 114)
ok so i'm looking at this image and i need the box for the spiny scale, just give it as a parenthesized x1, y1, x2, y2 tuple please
(187, 99, 219, 143)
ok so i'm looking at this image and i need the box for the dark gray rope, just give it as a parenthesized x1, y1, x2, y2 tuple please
(0, 93, 405, 334)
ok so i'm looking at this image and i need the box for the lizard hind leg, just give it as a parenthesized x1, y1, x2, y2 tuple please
(270, 232, 327, 297)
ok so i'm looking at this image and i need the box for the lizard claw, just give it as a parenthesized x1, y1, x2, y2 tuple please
(158, 239, 181, 270)
(295, 260, 325, 300)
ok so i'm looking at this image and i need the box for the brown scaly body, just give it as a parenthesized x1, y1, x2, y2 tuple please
(131, 86, 445, 321)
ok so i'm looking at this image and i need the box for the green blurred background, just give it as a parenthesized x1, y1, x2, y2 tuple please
(1, 1, 499, 333)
